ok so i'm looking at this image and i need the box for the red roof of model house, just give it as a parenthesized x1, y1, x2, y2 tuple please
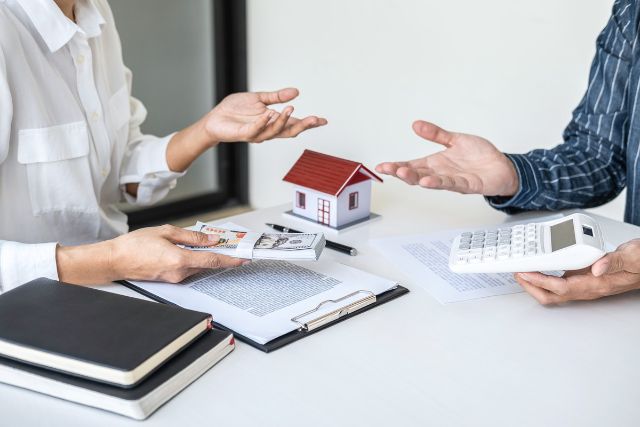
(283, 150, 383, 196)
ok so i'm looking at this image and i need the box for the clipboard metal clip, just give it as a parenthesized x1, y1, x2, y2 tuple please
(290, 290, 376, 332)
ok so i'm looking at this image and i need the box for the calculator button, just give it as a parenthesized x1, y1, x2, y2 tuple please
(469, 254, 482, 263)
(482, 250, 496, 260)
(513, 225, 525, 231)
(484, 241, 497, 247)
(461, 232, 473, 238)
(471, 243, 484, 250)
(456, 254, 469, 264)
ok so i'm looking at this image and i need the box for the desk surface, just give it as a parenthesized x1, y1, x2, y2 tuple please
(3, 194, 640, 427)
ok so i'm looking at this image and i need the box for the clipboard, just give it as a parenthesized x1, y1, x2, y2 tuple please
(119, 281, 409, 353)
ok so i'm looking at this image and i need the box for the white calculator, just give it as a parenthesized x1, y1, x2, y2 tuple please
(448, 213, 606, 273)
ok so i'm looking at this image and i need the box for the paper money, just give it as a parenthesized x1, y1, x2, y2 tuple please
(184, 222, 326, 260)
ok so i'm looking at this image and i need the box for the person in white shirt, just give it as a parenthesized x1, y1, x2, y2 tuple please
(0, 0, 327, 291)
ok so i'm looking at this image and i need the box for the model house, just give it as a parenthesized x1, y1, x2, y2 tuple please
(283, 150, 383, 229)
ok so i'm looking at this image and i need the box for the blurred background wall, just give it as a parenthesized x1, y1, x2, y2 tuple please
(246, 0, 623, 220)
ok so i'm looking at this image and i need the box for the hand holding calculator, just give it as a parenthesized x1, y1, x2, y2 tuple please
(449, 214, 606, 273)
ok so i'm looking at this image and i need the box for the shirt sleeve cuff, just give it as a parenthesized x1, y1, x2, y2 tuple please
(120, 133, 185, 206)
(485, 153, 542, 211)
(0, 241, 59, 293)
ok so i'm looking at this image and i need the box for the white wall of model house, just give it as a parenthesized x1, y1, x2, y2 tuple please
(336, 180, 372, 226)
(291, 180, 373, 228)
(291, 185, 336, 225)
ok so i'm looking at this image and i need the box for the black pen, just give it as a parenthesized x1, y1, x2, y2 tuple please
(265, 223, 358, 256)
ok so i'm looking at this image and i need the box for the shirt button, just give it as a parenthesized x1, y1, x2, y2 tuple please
(91, 111, 100, 122)
(76, 54, 85, 64)
(101, 169, 108, 177)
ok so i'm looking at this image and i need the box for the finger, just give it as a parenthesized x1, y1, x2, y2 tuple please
(592, 251, 625, 276)
(515, 275, 560, 305)
(412, 120, 455, 147)
(395, 166, 435, 185)
(183, 251, 248, 270)
(563, 267, 591, 278)
(257, 87, 299, 105)
(243, 110, 274, 138)
(418, 175, 472, 193)
(280, 116, 327, 138)
(375, 162, 409, 175)
(515, 272, 569, 296)
(159, 225, 220, 247)
(254, 107, 294, 141)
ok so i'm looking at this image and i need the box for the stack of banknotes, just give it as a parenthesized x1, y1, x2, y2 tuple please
(184, 222, 326, 261)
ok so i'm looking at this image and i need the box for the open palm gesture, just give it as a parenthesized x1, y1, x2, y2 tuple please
(204, 88, 327, 144)
(376, 120, 519, 196)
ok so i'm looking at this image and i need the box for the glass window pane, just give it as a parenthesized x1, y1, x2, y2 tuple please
(110, 0, 218, 208)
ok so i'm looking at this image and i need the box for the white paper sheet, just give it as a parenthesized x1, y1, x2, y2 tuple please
(130, 223, 397, 345)
(370, 215, 565, 304)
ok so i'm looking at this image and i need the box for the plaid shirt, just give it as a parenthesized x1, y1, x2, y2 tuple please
(487, 0, 640, 224)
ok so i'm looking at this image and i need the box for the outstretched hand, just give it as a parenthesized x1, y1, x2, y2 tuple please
(376, 120, 519, 196)
(204, 88, 328, 143)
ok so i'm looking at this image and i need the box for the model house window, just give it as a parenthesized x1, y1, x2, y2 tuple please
(297, 191, 306, 209)
(349, 192, 359, 210)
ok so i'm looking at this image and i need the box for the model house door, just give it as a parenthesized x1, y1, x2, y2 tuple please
(317, 198, 330, 225)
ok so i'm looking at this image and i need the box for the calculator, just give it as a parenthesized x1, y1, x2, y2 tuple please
(448, 213, 606, 273)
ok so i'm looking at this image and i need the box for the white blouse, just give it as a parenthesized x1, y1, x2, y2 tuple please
(0, 0, 183, 291)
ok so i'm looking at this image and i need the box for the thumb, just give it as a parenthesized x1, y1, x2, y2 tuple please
(412, 120, 455, 148)
(591, 251, 625, 277)
(164, 227, 220, 247)
(257, 87, 299, 105)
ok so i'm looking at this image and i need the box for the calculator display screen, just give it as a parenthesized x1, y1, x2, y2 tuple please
(550, 219, 576, 252)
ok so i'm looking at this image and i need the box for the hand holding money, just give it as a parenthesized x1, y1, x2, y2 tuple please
(184, 222, 326, 261)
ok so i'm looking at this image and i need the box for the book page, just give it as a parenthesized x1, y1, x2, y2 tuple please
(128, 259, 397, 345)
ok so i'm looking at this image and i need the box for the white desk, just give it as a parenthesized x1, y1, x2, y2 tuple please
(3, 195, 640, 427)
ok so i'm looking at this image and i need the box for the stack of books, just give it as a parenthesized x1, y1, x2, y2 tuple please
(0, 278, 234, 420)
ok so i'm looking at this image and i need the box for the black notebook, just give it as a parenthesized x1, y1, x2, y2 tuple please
(0, 278, 213, 387)
(0, 329, 235, 420)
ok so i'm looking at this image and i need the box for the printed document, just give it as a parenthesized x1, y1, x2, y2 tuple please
(370, 215, 564, 304)
(128, 258, 397, 345)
